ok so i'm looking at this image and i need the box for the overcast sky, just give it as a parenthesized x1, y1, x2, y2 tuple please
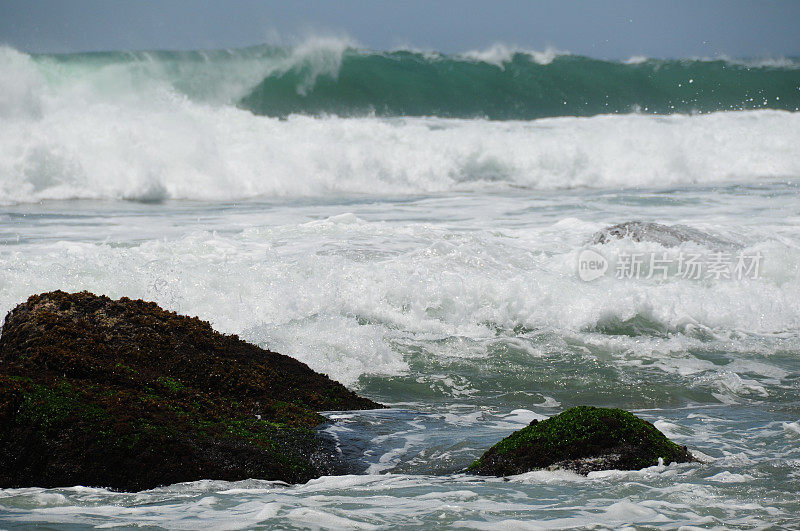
(1, 0, 798, 59)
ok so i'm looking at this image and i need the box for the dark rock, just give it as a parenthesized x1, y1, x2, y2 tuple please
(0, 291, 382, 491)
(591, 221, 739, 249)
(469, 406, 694, 476)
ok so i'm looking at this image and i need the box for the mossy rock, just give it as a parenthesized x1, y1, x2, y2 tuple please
(469, 406, 694, 476)
(0, 291, 383, 491)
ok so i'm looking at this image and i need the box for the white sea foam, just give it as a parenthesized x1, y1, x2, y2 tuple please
(462, 44, 567, 67)
(2, 209, 798, 387)
(707, 471, 753, 483)
(710, 54, 800, 69)
(1, 41, 799, 530)
(624, 55, 651, 65)
(0, 47, 44, 120)
(2, 46, 799, 204)
(783, 421, 800, 437)
(279, 36, 356, 95)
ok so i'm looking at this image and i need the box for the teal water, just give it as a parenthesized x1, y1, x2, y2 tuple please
(240, 50, 800, 119)
(1, 40, 799, 528)
(30, 44, 800, 119)
(0, 184, 799, 527)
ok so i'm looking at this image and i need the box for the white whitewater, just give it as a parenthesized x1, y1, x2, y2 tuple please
(1, 43, 799, 528)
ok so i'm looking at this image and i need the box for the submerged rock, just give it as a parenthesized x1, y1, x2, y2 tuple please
(469, 406, 694, 476)
(0, 291, 382, 491)
(591, 221, 739, 249)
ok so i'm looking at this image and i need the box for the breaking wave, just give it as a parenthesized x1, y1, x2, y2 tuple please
(1, 42, 799, 203)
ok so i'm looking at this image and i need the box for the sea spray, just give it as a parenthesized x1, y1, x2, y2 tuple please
(1, 40, 799, 528)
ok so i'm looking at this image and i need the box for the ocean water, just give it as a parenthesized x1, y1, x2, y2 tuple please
(1, 40, 800, 528)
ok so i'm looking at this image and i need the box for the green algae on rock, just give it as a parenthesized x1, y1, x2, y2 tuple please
(469, 406, 694, 476)
(0, 291, 383, 491)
